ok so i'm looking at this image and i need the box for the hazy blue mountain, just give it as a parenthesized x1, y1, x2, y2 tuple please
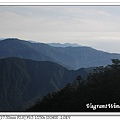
(0, 57, 87, 111)
(48, 43, 81, 47)
(1, 38, 120, 70)
(0, 38, 54, 61)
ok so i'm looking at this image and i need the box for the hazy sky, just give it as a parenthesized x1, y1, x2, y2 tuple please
(1, 6, 120, 53)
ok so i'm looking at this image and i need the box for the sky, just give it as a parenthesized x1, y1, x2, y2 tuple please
(0, 6, 120, 53)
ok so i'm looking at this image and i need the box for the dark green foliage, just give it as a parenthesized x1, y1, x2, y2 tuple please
(26, 59, 120, 112)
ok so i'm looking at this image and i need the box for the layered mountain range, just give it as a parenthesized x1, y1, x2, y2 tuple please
(0, 38, 120, 111)
(1, 38, 120, 70)
(0, 57, 87, 111)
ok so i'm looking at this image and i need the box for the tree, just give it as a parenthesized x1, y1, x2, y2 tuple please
(111, 59, 120, 65)
(110, 59, 120, 69)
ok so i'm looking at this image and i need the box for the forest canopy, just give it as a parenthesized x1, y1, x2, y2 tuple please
(26, 59, 120, 112)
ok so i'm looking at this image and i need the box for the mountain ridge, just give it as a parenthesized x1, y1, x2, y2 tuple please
(47, 42, 81, 47)
(0, 57, 87, 111)
(1, 38, 120, 70)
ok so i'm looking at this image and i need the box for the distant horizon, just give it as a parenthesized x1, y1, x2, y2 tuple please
(0, 6, 120, 53)
(1, 37, 120, 54)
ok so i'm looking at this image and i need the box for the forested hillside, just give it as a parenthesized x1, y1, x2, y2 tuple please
(26, 59, 120, 112)
(0, 57, 87, 111)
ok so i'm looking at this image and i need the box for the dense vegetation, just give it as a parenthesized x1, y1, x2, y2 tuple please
(26, 59, 120, 112)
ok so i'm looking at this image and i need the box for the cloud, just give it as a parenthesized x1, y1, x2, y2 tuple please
(1, 6, 120, 53)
